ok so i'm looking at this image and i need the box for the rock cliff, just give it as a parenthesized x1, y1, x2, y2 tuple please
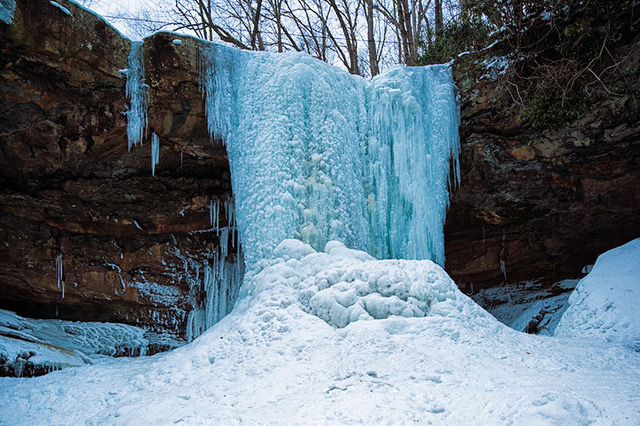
(0, 0, 235, 338)
(446, 41, 640, 290)
(1, 0, 638, 336)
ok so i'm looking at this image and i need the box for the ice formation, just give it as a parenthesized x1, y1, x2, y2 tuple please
(0, 309, 148, 377)
(124, 41, 147, 150)
(186, 198, 244, 341)
(49, 0, 72, 16)
(199, 43, 460, 268)
(250, 239, 479, 328)
(0, 0, 15, 25)
(151, 132, 159, 176)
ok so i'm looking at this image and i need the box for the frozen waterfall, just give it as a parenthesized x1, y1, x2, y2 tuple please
(199, 43, 460, 268)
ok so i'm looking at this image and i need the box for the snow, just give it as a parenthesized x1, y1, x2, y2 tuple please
(125, 41, 148, 150)
(0, 245, 639, 423)
(480, 55, 511, 80)
(199, 43, 460, 267)
(49, 1, 72, 16)
(0, 0, 15, 25)
(555, 238, 640, 350)
(172, 39, 182, 45)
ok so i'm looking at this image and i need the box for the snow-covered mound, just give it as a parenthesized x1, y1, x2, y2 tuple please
(555, 238, 640, 350)
(243, 240, 486, 328)
(0, 309, 149, 377)
(1, 249, 639, 423)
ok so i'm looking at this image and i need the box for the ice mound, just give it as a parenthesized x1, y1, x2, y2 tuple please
(555, 238, 640, 350)
(247, 240, 485, 328)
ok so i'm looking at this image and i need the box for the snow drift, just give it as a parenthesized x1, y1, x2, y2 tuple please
(555, 238, 640, 350)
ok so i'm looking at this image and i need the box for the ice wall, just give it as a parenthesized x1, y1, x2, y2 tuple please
(199, 44, 460, 267)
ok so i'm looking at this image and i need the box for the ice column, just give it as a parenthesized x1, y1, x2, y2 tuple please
(199, 43, 370, 267)
(56, 253, 64, 299)
(125, 41, 148, 150)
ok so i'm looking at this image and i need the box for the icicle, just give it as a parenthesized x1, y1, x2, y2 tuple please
(0, 0, 16, 25)
(125, 41, 148, 151)
(56, 253, 63, 292)
(151, 132, 160, 176)
(185, 195, 244, 341)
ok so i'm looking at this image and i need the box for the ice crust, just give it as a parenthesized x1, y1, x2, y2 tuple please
(555, 238, 640, 350)
(199, 43, 460, 268)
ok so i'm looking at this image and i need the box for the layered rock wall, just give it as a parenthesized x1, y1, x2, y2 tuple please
(0, 0, 235, 337)
(446, 46, 640, 290)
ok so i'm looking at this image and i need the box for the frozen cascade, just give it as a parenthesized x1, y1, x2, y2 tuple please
(199, 43, 460, 268)
(151, 132, 160, 176)
(186, 198, 244, 341)
(0, 0, 16, 25)
(124, 41, 148, 150)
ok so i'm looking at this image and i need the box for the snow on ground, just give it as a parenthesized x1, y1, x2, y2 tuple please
(1, 241, 639, 424)
(556, 238, 640, 350)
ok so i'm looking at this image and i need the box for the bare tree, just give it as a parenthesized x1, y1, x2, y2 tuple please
(375, 0, 432, 65)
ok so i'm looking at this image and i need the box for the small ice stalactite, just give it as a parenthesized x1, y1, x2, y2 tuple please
(124, 41, 148, 151)
(151, 132, 160, 176)
(186, 197, 244, 342)
(56, 253, 64, 299)
(0, 0, 16, 25)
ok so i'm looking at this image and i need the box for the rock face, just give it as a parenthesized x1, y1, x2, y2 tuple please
(1, 0, 638, 335)
(0, 0, 236, 337)
(446, 46, 640, 290)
